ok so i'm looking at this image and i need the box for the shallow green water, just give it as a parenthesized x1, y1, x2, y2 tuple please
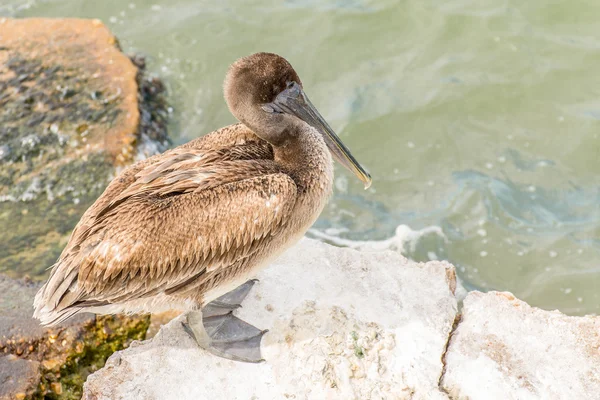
(2, 0, 600, 315)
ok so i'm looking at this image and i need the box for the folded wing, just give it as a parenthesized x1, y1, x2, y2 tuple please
(34, 135, 297, 325)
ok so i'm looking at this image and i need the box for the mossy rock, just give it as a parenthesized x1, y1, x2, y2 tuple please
(0, 275, 151, 400)
(0, 18, 169, 279)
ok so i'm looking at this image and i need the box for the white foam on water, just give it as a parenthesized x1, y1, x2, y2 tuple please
(308, 224, 448, 254)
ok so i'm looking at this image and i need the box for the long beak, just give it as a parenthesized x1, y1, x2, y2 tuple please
(272, 83, 372, 189)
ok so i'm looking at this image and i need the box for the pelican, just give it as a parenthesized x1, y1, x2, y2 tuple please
(33, 52, 371, 362)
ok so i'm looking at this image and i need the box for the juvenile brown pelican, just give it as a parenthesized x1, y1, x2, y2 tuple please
(33, 52, 371, 362)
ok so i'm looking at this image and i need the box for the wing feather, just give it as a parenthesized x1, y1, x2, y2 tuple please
(76, 172, 296, 302)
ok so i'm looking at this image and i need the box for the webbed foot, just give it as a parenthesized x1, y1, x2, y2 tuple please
(181, 280, 266, 363)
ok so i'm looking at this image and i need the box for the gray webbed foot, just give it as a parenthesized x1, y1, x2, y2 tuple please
(202, 279, 258, 317)
(203, 312, 267, 363)
(181, 279, 266, 363)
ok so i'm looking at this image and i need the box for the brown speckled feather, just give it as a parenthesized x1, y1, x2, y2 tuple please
(61, 123, 264, 256)
(35, 123, 298, 323)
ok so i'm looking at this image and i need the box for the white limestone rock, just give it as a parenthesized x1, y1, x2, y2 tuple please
(441, 291, 600, 400)
(83, 238, 458, 400)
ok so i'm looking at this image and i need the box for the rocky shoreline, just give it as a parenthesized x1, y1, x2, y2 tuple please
(82, 239, 600, 400)
(1, 17, 599, 400)
(0, 18, 167, 399)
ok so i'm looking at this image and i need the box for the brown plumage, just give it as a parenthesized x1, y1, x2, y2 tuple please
(33, 52, 371, 326)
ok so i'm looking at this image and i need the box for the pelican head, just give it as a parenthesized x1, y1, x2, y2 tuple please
(224, 52, 372, 189)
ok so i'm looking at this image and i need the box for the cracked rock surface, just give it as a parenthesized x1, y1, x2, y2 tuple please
(83, 238, 458, 400)
(82, 238, 600, 400)
(441, 291, 600, 400)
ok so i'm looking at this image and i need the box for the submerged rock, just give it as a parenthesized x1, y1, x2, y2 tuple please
(83, 238, 459, 400)
(0, 18, 168, 279)
(0, 18, 167, 399)
(441, 291, 600, 399)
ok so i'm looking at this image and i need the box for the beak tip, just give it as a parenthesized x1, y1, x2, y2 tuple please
(362, 175, 372, 190)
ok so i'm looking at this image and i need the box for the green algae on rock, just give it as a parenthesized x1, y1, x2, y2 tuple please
(0, 275, 150, 400)
(0, 18, 169, 279)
